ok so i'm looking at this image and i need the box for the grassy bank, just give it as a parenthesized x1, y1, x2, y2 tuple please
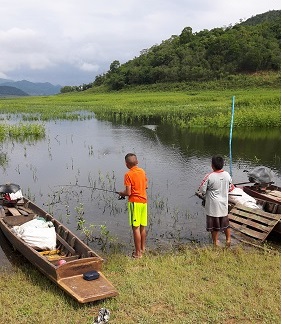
(0, 245, 280, 323)
(0, 86, 280, 129)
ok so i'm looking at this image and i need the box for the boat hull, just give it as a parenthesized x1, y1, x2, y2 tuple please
(0, 198, 118, 303)
(243, 184, 281, 206)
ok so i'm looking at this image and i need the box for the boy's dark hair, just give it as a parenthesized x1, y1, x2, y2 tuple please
(125, 153, 136, 160)
(125, 153, 138, 167)
(212, 155, 224, 170)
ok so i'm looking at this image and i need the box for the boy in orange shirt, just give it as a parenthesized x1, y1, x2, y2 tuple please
(118, 153, 148, 258)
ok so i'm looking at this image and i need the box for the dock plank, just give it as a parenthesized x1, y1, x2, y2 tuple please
(234, 204, 280, 220)
(228, 203, 280, 242)
(229, 214, 274, 232)
(230, 222, 266, 240)
(230, 208, 280, 225)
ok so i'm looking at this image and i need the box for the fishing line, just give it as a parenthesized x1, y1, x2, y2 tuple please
(56, 184, 117, 193)
(55, 184, 125, 199)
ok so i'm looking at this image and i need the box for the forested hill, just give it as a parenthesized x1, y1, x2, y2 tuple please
(0, 86, 29, 97)
(91, 10, 280, 91)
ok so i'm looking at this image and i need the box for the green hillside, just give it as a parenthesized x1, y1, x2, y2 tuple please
(0, 86, 29, 97)
(74, 10, 280, 92)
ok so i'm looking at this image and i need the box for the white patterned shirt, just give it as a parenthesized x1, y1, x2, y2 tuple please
(198, 170, 232, 217)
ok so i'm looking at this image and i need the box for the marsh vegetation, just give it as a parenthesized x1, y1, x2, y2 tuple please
(0, 84, 280, 129)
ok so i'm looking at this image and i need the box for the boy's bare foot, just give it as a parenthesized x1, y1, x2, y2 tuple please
(132, 252, 142, 259)
(213, 240, 220, 247)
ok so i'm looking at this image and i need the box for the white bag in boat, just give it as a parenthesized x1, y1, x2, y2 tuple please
(9, 189, 23, 200)
(12, 218, 56, 250)
(228, 187, 260, 209)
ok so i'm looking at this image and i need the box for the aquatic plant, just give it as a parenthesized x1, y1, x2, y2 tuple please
(0, 123, 45, 142)
(0, 152, 9, 170)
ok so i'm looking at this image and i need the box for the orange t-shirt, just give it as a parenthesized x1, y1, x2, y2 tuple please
(124, 166, 147, 203)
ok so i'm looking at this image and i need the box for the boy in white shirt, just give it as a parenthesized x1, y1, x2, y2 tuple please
(198, 155, 232, 247)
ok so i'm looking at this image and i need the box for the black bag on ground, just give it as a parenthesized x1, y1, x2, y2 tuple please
(83, 270, 100, 281)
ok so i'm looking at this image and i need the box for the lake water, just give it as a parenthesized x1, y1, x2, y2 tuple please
(0, 117, 280, 264)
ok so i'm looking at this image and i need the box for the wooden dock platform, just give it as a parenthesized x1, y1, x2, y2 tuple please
(228, 203, 281, 242)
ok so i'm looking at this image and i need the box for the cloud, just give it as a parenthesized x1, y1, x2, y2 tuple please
(0, 28, 56, 72)
(79, 62, 99, 72)
(0, 0, 280, 85)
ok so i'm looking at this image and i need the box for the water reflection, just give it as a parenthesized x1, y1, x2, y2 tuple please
(0, 117, 280, 265)
(154, 124, 281, 172)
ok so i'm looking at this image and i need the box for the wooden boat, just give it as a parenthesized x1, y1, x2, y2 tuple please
(243, 184, 281, 207)
(0, 197, 118, 303)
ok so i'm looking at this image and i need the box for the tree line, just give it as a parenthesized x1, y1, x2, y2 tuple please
(61, 10, 281, 93)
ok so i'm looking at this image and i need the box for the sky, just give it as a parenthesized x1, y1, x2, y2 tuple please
(0, 1, 280, 86)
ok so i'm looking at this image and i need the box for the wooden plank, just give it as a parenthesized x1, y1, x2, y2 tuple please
(56, 257, 103, 279)
(230, 222, 266, 240)
(17, 206, 33, 215)
(57, 271, 118, 303)
(7, 207, 21, 216)
(17, 208, 29, 216)
(267, 191, 281, 200)
(229, 214, 274, 232)
(234, 203, 281, 220)
(229, 203, 281, 242)
(229, 208, 280, 225)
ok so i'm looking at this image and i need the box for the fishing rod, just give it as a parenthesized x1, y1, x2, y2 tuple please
(233, 181, 252, 186)
(234, 181, 275, 186)
(55, 184, 125, 199)
(190, 192, 242, 199)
